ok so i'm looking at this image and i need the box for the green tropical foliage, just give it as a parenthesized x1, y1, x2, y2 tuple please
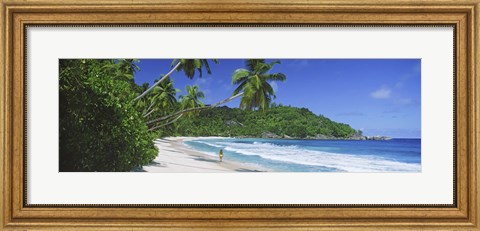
(102, 59, 140, 81)
(232, 59, 286, 110)
(59, 58, 361, 172)
(179, 85, 205, 109)
(135, 59, 218, 101)
(59, 59, 157, 172)
(142, 77, 178, 118)
(171, 105, 358, 138)
(172, 59, 218, 79)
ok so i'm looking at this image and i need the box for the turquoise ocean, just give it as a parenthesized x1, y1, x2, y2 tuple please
(184, 138, 421, 172)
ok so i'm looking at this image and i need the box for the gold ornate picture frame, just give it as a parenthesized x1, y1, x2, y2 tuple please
(1, 0, 479, 230)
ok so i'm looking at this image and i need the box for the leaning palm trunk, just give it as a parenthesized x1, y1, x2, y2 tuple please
(147, 92, 244, 127)
(148, 114, 184, 131)
(134, 61, 181, 101)
(142, 100, 157, 117)
(143, 108, 156, 118)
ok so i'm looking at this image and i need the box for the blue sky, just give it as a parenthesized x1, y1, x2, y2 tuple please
(134, 59, 421, 138)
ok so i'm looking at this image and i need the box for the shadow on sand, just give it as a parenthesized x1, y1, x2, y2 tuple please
(235, 168, 263, 172)
(162, 148, 183, 153)
(148, 161, 167, 167)
(191, 156, 220, 163)
(131, 167, 147, 172)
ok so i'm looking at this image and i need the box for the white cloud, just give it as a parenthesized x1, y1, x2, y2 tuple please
(370, 86, 391, 99)
(396, 98, 413, 105)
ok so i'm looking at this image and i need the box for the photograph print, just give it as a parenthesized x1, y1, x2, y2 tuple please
(59, 59, 421, 173)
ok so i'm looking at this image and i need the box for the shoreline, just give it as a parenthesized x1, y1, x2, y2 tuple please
(174, 135, 400, 141)
(138, 137, 266, 173)
(137, 136, 422, 173)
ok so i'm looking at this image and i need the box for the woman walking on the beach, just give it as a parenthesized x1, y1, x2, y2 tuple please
(219, 149, 224, 162)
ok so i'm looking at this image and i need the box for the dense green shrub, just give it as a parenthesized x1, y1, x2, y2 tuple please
(59, 59, 157, 172)
(171, 105, 357, 138)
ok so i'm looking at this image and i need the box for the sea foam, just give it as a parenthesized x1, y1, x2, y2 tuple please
(187, 139, 421, 172)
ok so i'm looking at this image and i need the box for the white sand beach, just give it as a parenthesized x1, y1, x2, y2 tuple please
(137, 137, 265, 173)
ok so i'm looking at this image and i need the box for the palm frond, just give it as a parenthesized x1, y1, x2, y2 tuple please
(202, 60, 211, 75)
(245, 59, 265, 71)
(233, 81, 247, 95)
(196, 91, 205, 99)
(231, 69, 250, 84)
(270, 60, 280, 64)
(170, 59, 179, 68)
(266, 73, 287, 81)
(263, 82, 275, 96)
(194, 59, 203, 77)
(254, 62, 271, 74)
(251, 75, 261, 90)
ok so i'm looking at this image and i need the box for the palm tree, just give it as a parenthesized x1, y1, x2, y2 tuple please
(147, 85, 204, 131)
(179, 85, 205, 111)
(134, 59, 218, 101)
(147, 92, 243, 129)
(147, 59, 286, 130)
(143, 77, 178, 118)
(232, 59, 286, 110)
(172, 59, 218, 79)
(156, 78, 178, 109)
(118, 59, 140, 79)
(102, 59, 140, 81)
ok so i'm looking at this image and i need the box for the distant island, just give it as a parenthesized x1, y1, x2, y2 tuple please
(169, 105, 391, 140)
